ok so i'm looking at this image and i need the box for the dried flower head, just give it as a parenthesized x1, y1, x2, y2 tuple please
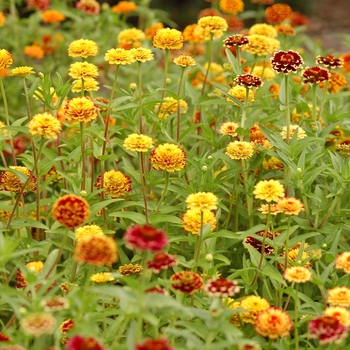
(253, 179, 284, 202)
(280, 125, 307, 140)
(243, 34, 280, 56)
(225, 141, 255, 160)
(95, 170, 132, 198)
(284, 266, 312, 283)
(104, 48, 135, 65)
(271, 50, 304, 74)
(173, 54, 197, 67)
(249, 23, 277, 38)
(68, 62, 99, 81)
(10, 66, 35, 77)
(0, 49, 14, 69)
(40, 296, 69, 312)
(136, 338, 174, 350)
(219, 0, 244, 15)
(324, 307, 350, 327)
(276, 197, 304, 215)
(182, 209, 217, 234)
(41, 10, 65, 23)
(64, 97, 98, 123)
(21, 312, 56, 337)
(235, 73, 263, 88)
(335, 252, 350, 274)
(68, 39, 98, 58)
(302, 66, 330, 85)
(0, 166, 37, 194)
(118, 263, 143, 276)
(130, 47, 154, 62)
(75, 224, 104, 240)
(90, 272, 115, 283)
(265, 3, 292, 24)
(123, 133, 154, 152)
(28, 112, 61, 139)
(218, 121, 240, 136)
(65, 335, 105, 350)
(186, 192, 218, 212)
(75, 234, 118, 266)
(124, 224, 168, 252)
(150, 143, 186, 172)
(227, 85, 255, 103)
(155, 97, 188, 120)
(240, 295, 270, 324)
(153, 28, 184, 50)
(244, 230, 279, 256)
(205, 277, 240, 297)
(328, 287, 350, 307)
(255, 307, 293, 339)
(52, 194, 90, 229)
(147, 252, 177, 273)
(223, 34, 250, 48)
(170, 271, 203, 294)
(112, 1, 137, 14)
(309, 315, 348, 344)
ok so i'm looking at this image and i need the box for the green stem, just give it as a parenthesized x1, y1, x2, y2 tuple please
(70, 260, 78, 283)
(136, 251, 148, 343)
(203, 331, 216, 350)
(284, 216, 292, 270)
(317, 195, 341, 229)
(294, 283, 299, 350)
(235, 46, 241, 74)
(201, 33, 214, 96)
(80, 122, 86, 191)
(154, 171, 170, 213)
(318, 80, 328, 121)
(193, 211, 204, 272)
(224, 164, 240, 230)
(242, 160, 253, 227)
(110, 317, 130, 347)
(284, 74, 291, 144)
(139, 153, 149, 224)
(240, 88, 249, 141)
(176, 67, 185, 141)
(311, 84, 317, 122)
(138, 62, 145, 134)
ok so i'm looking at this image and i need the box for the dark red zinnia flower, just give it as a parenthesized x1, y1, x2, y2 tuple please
(65, 335, 105, 350)
(124, 224, 168, 252)
(204, 277, 240, 297)
(235, 73, 263, 88)
(147, 252, 177, 273)
(316, 55, 344, 69)
(309, 316, 349, 344)
(244, 230, 279, 256)
(136, 338, 174, 350)
(170, 271, 203, 294)
(223, 34, 250, 48)
(270, 50, 304, 74)
(302, 66, 330, 85)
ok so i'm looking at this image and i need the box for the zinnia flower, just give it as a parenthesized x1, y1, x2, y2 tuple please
(64, 97, 98, 123)
(155, 97, 188, 120)
(276, 23, 296, 36)
(112, 1, 137, 14)
(123, 133, 153, 152)
(0, 12, 6, 27)
(225, 141, 255, 160)
(283, 266, 312, 283)
(316, 55, 343, 69)
(150, 143, 186, 172)
(335, 252, 350, 274)
(204, 277, 240, 297)
(95, 170, 132, 198)
(16, 260, 44, 288)
(40, 296, 69, 312)
(90, 272, 115, 283)
(249, 23, 277, 38)
(186, 192, 218, 212)
(235, 73, 263, 88)
(270, 50, 304, 74)
(254, 307, 293, 339)
(124, 224, 168, 252)
(65, 335, 105, 350)
(223, 34, 250, 48)
(68, 61, 99, 81)
(219, 0, 244, 15)
(240, 295, 270, 324)
(76, 0, 100, 15)
(327, 287, 350, 307)
(130, 47, 154, 62)
(147, 252, 177, 273)
(243, 34, 279, 56)
(309, 315, 348, 344)
(253, 179, 284, 202)
(218, 121, 240, 136)
(244, 230, 278, 256)
(68, 39, 98, 58)
(170, 271, 203, 294)
(173, 54, 196, 67)
(0, 166, 37, 194)
(280, 125, 307, 140)
(28, 112, 61, 139)
(60, 319, 74, 334)
(41, 10, 65, 23)
(182, 209, 217, 234)
(72, 79, 99, 93)
(0, 49, 14, 69)
(75, 224, 104, 240)
(302, 66, 330, 85)
(118, 263, 143, 276)
(324, 307, 350, 327)
(21, 313, 56, 337)
(52, 194, 90, 229)
(319, 71, 347, 94)
(265, 3, 292, 24)
(136, 338, 174, 350)
(227, 85, 255, 104)
(153, 28, 184, 50)
(24, 44, 44, 59)
(10, 66, 35, 77)
(197, 16, 228, 38)
(104, 48, 135, 65)
(75, 234, 118, 266)
(276, 197, 304, 215)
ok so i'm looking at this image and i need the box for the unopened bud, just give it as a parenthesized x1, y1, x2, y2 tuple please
(37, 72, 44, 79)
(129, 82, 137, 91)
(80, 190, 87, 197)
(205, 253, 213, 262)
(202, 165, 208, 172)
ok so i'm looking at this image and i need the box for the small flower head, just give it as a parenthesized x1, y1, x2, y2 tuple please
(65, 335, 105, 350)
(76, 0, 101, 15)
(118, 263, 143, 276)
(173, 54, 197, 67)
(95, 170, 132, 198)
(218, 121, 240, 137)
(155, 97, 188, 120)
(205, 277, 240, 297)
(21, 312, 56, 337)
(64, 97, 98, 123)
(265, 3, 292, 24)
(182, 209, 217, 234)
(60, 319, 74, 334)
(170, 271, 203, 294)
(253, 179, 284, 202)
(320, 71, 347, 94)
(335, 252, 350, 274)
(309, 315, 348, 344)
(302, 66, 330, 85)
(150, 143, 186, 172)
(0, 49, 14, 69)
(197, 16, 228, 38)
(147, 252, 177, 273)
(40, 296, 69, 312)
(75, 224, 104, 240)
(75, 234, 118, 266)
(243, 34, 280, 56)
(276, 23, 296, 36)
(28, 113, 61, 139)
(271, 50, 304, 74)
(235, 73, 263, 88)
(276, 197, 304, 215)
(324, 307, 350, 327)
(284, 266, 312, 283)
(0, 166, 37, 194)
(153, 28, 184, 50)
(240, 295, 270, 324)
(280, 125, 307, 140)
(41, 10, 65, 23)
(123, 133, 154, 152)
(219, 0, 244, 15)
(68, 39, 98, 58)
(104, 48, 135, 65)
(130, 47, 154, 62)
(225, 141, 255, 160)
(24, 44, 44, 59)
(118, 28, 145, 48)
(223, 34, 250, 48)
(255, 307, 293, 339)
(227, 85, 255, 103)
(186, 192, 218, 212)
(136, 338, 174, 350)
(249, 23, 277, 38)
(327, 287, 350, 307)
(112, 1, 137, 14)
(52, 194, 90, 229)
(68, 62, 99, 81)
(90, 272, 115, 283)
(10, 66, 35, 77)
(244, 230, 279, 256)
(124, 224, 168, 252)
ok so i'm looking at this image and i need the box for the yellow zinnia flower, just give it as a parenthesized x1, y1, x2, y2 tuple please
(90, 272, 115, 283)
(197, 16, 228, 38)
(186, 192, 218, 212)
(28, 113, 61, 139)
(64, 97, 98, 123)
(68, 39, 98, 58)
(253, 179, 284, 202)
(153, 28, 184, 50)
(10, 66, 35, 77)
(225, 141, 255, 160)
(104, 48, 135, 65)
(123, 133, 154, 152)
(0, 49, 14, 69)
(150, 143, 186, 172)
(182, 209, 217, 234)
(130, 47, 154, 62)
(68, 61, 99, 81)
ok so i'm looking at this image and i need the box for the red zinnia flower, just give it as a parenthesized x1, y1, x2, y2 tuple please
(136, 338, 174, 350)
(170, 271, 203, 294)
(302, 66, 330, 85)
(223, 34, 249, 48)
(204, 277, 240, 297)
(124, 224, 168, 252)
(270, 50, 304, 74)
(309, 316, 349, 344)
(65, 335, 105, 350)
(147, 253, 177, 273)
(235, 73, 263, 88)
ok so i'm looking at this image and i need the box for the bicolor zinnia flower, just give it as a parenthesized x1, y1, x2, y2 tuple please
(41, 10, 65, 23)
(68, 61, 99, 81)
(90, 272, 115, 283)
(182, 209, 217, 234)
(76, 0, 100, 15)
(265, 3, 292, 24)
(68, 39, 98, 58)
(258, 203, 281, 215)
(270, 50, 303, 74)
(302, 66, 330, 85)
(223, 34, 249, 48)
(150, 143, 186, 172)
(324, 307, 350, 327)
(227, 85, 255, 103)
(0, 166, 37, 194)
(52, 194, 90, 229)
(225, 141, 255, 160)
(21, 312, 56, 337)
(327, 287, 350, 307)
(244, 230, 278, 256)
(170, 271, 203, 294)
(60, 319, 74, 334)
(153, 28, 184, 50)
(136, 338, 174, 350)
(95, 170, 132, 198)
(204, 277, 240, 297)
(104, 47, 135, 65)
(276, 197, 304, 215)
(240, 295, 270, 324)
(75, 234, 118, 266)
(219, 0, 244, 15)
(280, 125, 307, 140)
(309, 315, 348, 344)
(75, 224, 104, 240)
(197, 16, 228, 38)
(283, 266, 312, 283)
(10, 66, 35, 77)
(112, 1, 137, 14)
(218, 121, 240, 137)
(243, 34, 279, 56)
(118, 263, 143, 276)
(28, 112, 61, 139)
(64, 97, 98, 123)
(186, 192, 218, 212)
(335, 252, 350, 274)
(123, 133, 154, 152)
(235, 73, 263, 88)
(253, 179, 284, 202)
(147, 252, 177, 273)
(173, 54, 196, 67)
(40, 296, 69, 312)
(16, 260, 44, 288)
(255, 307, 293, 339)
(124, 224, 168, 252)
(65, 335, 105, 350)
(0, 49, 14, 69)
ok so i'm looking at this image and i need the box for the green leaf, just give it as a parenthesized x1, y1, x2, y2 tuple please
(149, 214, 182, 225)
(10, 218, 49, 230)
(109, 211, 146, 225)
